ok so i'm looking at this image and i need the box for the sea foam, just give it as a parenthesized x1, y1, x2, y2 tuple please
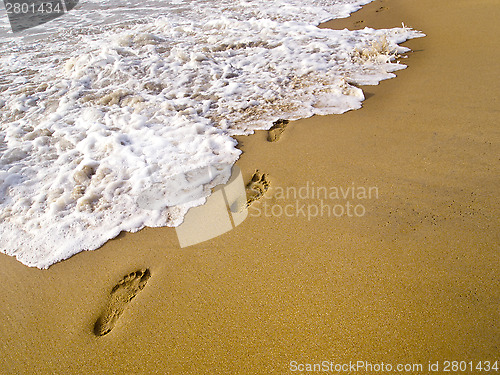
(0, 0, 424, 268)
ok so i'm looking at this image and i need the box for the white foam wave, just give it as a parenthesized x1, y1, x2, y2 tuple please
(0, 1, 424, 268)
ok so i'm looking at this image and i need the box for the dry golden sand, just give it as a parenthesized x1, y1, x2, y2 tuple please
(1, 0, 499, 373)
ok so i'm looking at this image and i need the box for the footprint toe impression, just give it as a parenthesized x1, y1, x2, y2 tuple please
(267, 119, 289, 142)
(94, 269, 151, 336)
(245, 171, 270, 208)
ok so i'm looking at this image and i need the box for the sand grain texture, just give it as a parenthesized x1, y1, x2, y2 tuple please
(0, 0, 499, 374)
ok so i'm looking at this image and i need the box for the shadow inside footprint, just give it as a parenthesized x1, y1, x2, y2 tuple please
(94, 269, 151, 336)
(267, 119, 289, 142)
(245, 171, 270, 207)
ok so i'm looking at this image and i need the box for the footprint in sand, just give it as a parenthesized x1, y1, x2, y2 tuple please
(94, 269, 151, 336)
(267, 119, 289, 142)
(245, 171, 270, 207)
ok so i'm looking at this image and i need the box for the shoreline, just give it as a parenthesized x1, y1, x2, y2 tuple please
(1, 0, 499, 373)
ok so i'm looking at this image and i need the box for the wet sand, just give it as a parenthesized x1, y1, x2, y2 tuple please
(1, 0, 499, 373)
